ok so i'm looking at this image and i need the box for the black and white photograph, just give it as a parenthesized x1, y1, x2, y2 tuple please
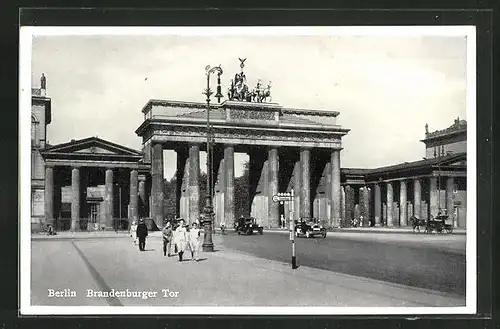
(20, 26, 476, 315)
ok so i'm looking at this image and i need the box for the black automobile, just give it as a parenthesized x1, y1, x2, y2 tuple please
(235, 217, 263, 235)
(295, 218, 327, 238)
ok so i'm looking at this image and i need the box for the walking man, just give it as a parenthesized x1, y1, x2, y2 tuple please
(174, 219, 188, 262)
(136, 218, 148, 251)
(162, 221, 174, 257)
(188, 222, 202, 261)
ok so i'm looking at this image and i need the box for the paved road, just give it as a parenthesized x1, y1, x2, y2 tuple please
(217, 231, 466, 296)
(28, 234, 465, 309)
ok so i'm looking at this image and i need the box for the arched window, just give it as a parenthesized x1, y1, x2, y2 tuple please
(31, 115, 39, 147)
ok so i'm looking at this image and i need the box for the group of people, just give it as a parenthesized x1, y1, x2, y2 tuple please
(129, 218, 203, 262)
(162, 219, 203, 262)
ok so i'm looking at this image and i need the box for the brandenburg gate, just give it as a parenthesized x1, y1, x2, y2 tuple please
(135, 61, 350, 229)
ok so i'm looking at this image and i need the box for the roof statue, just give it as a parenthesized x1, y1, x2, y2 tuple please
(425, 123, 429, 135)
(227, 58, 272, 103)
(40, 73, 46, 90)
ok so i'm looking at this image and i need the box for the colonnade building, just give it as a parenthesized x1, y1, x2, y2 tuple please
(30, 74, 467, 231)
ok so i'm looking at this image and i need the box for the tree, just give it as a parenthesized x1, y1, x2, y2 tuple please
(234, 161, 250, 218)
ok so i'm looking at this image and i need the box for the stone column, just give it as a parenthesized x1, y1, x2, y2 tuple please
(446, 176, 454, 217)
(400, 180, 408, 226)
(325, 162, 332, 223)
(138, 175, 146, 218)
(362, 186, 370, 227)
(224, 145, 235, 227)
(300, 148, 311, 219)
(268, 147, 279, 227)
(189, 144, 200, 224)
(414, 178, 421, 219)
(151, 143, 164, 227)
(331, 149, 341, 227)
(293, 160, 301, 221)
(104, 169, 114, 225)
(386, 182, 394, 227)
(374, 184, 381, 226)
(176, 150, 187, 218)
(340, 186, 346, 225)
(44, 166, 54, 224)
(429, 177, 438, 217)
(71, 167, 80, 231)
(129, 169, 139, 222)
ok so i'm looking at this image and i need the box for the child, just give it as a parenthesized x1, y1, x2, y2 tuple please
(130, 220, 138, 245)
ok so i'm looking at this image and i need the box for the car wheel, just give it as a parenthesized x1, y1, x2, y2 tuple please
(259, 229, 263, 235)
(306, 231, 310, 238)
(322, 232, 326, 238)
(237, 231, 241, 235)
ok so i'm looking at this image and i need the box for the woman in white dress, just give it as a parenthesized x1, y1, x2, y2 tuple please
(188, 222, 203, 261)
(174, 219, 188, 262)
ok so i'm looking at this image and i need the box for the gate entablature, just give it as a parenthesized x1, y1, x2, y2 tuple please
(136, 99, 350, 150)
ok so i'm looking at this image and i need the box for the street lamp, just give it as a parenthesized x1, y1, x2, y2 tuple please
(201, 64, 224, 252)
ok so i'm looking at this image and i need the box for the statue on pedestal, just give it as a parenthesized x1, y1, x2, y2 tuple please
(40, 73, 46, 90)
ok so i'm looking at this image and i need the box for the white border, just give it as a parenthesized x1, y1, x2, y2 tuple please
(20, 26, 477, 316)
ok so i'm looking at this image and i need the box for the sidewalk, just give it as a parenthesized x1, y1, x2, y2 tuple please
(265, 226, 466, 235)
(30, 234, 466, 309)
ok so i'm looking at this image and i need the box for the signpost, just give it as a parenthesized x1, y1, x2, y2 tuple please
(272, 189, 297, 269)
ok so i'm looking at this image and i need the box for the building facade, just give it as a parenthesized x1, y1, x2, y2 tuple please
(341, 119, 467, 228)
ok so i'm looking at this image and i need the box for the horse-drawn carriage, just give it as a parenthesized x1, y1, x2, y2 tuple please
(409, 214, 453, 234)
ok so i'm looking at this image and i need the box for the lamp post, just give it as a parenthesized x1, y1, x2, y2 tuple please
(201, 64, 224, 252)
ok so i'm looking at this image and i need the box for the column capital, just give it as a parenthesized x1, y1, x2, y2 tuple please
(138, 174, 147, 181)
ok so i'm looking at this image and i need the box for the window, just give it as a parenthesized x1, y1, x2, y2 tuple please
(31, 115, 39, 147)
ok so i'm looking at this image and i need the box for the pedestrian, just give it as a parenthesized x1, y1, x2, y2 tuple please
(280, 214, 285, 229)
(188, 222, 202, 261)
(162, 221, 174, 257)
(130, 220, 138, 245)
(174, 219, 188, 262)
(220, 219, 226, 235)
(136, 218, 148, 251)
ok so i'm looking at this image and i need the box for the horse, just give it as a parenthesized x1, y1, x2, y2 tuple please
(409, 216, 426, 233)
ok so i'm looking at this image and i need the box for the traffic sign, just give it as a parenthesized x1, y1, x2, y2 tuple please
(272, 192, 294, 203)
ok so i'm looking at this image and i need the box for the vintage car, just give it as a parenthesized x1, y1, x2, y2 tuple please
(295, 218, 327, 238)
(235, 217, 263, 235)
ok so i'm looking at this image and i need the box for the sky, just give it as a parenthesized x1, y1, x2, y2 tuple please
(29, 28, 469, 179)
